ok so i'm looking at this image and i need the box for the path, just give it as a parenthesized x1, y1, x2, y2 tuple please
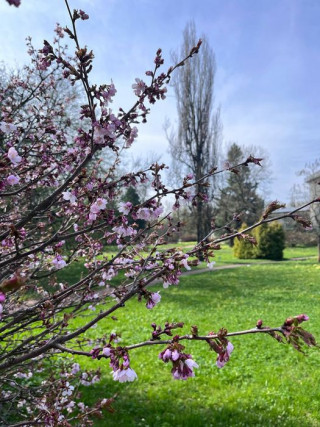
(176, 255, 316, 279)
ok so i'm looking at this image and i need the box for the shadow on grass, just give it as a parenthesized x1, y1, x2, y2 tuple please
(82, 377, 312, 427)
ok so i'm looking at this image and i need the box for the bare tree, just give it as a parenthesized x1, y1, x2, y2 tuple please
(290, 159, 320, 261)
(166, 21, 221, 243)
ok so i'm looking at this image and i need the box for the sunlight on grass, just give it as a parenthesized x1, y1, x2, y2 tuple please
(65, 257, 320, 426)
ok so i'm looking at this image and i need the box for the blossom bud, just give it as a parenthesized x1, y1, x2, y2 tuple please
(295, 314, 309, 324)
(256, 319, 263, 328)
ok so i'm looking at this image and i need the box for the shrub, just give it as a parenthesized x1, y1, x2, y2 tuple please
(233, 223, 256, 259)
(254, 222, 285, 260)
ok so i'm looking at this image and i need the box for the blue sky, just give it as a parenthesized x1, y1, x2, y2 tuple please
(1, 0, 319, 203)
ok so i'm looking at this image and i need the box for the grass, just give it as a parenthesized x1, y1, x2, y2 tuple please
(65, 256, 320, 426)
(211, 244, 318, 266)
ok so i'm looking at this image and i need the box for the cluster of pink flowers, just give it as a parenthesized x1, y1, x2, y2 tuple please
(136, 205, 164, 221)
(89, 198, 107, 221)
(132, 78, 146, 97)
(0, 121, 17, 133)
(52, 255, 67, 270)
(216, 341, 234, 368)
(294, 314, 309, 324)
(118, 201, 133, 215)
(7, 146, 22, 165)
(112, 366, 137, 383)
(93, 122, 116, 144)
(103, 347, 138, 383)
(162, 269, 181, 288)
(6, 174, 20, 185)
(101, 83, 117, 104)
(62, 190, 77, 205)
(159, 345, 199, 380)
(112, 223, 137, 238)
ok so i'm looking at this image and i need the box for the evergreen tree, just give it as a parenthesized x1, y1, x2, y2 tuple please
(215, 143, 264, 227)
(254, 222, 285, 260)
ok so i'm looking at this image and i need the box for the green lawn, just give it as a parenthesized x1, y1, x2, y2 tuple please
(211, 244, 318, 266)
(67, 258, 320, 426)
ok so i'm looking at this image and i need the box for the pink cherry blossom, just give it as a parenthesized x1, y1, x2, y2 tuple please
(7, 147, 22, 165)
(71, 363, 80, 374)
(90, 198, 107, 215)
(295, 314, 309, 324)
(90, 348, 101, 359)
(102, 267, 116, 281)
(54, 23, 64, 38)
(171, 357, 199, 380)
(154, 206, 164, 216)
(207, 261, 216, 270)
(132, 78, 146, 96)
(0, 121, 17, 133)
(136, 205, 164, 221)
(6, 174, 20, 185)
(93, 125, 108, 144)
(112, 225, 136, 237)
(181, 257, 191, 271)
(159, 348, 172, 361)
(89, 212, 97, 221)
(102, 83, 117, 104)
(62, 382, 74, 397)
(216, 341, 234, 368)
(118, 201, 132, 215)
(184, 189, 195, 201)
(95, 198, 107, 210)
(171, 349, 180, 361)
(105, 123, 116, 139)
(62, 191, 77, 205)
(112, 368, 137, 383)
(79, 9, 89, 20)
(136, 208, 151, 220)
(52, 255, 67, 270)
(102, 347, 111, 357)
(146, 292, 161, 309)
(185, 358, 199, 371)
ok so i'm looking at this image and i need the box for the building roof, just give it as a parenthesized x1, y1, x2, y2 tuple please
(306, 171, 320, 184)
(269, 205, 309, 214)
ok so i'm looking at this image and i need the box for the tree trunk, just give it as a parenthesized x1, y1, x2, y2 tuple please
(196, 199, 205, 261)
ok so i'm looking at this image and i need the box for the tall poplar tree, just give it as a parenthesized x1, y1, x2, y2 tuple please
(167, 22, 221, 243)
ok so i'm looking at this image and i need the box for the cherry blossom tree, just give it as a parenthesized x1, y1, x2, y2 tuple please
(0, 1, 319, 425)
